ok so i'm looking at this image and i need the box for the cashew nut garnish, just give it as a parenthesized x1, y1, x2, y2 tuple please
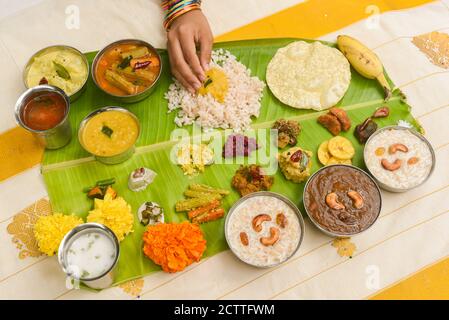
(388, 143, 409, 155)
(240, 232, 249, 246)
(381, 158, 402, 171)
(260, 227, 280, 246)
(276, 212, 287, 229)
(347, 191, 364, 209)
(325, 193, 345, 210)
(252, 214, 272, 232)
(408, 157, 420, 165)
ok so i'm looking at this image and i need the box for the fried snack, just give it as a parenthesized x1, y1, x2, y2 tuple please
(318, 141, 331, 165)
(188, 184, 230, 195)
(327, 157, 352, 165)
(188, 200, 221, 220)
(176, 197, 218, 212)
(192, 208, 225, 224)
(329, 108, 351, 131)
(328, 136, 355, 160)
(183, 190, 223, 200)
(317, 114, 341, 136)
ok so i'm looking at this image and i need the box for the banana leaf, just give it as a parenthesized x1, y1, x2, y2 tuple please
(41, 38, 421, 286)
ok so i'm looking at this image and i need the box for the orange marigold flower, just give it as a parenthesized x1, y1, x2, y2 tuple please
(142, 222, 207, 273)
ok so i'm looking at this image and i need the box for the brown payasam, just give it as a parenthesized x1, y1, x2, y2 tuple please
(304, 165, 381, 235)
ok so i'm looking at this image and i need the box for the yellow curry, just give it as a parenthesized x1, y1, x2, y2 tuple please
(198, 67, 229, 103)
(81, 110, 139, 157)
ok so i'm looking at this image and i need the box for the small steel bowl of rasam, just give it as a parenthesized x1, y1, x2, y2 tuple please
(92, 39, 162, 103)
(15, 85, 72, 149)
(303, 164, 382, 237)
(23, 45, 89, 102)
(78, 107, 140, 165)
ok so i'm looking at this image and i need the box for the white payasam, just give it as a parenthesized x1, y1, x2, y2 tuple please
(266, 41, 351, 111)
(227, 195, 301, 267)
(365, 128, 433, 190)
(66, 231, 117, 279)
(165, 49, 265, 131)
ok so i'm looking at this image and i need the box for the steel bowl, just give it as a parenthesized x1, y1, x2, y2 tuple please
(303, 164, 383, 238)
(58, 223, 120, 290)
(15, 85, 72, 150)
(363, 125, 436, 193)
(78, 106, 140, 165)
(91, 39, 162, 103)
(23, 45, 89, 102)
(225, 191, 305, 269)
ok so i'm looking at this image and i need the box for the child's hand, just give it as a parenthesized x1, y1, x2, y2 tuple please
(167, 10, 213, 93)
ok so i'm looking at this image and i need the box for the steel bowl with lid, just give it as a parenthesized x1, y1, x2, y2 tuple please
(23, 45, 89, 102)
(303, 164, 382, 237)
(363, 125, 436, 193)
(92, 39, 163, 103)
(225, 191, 305, 268)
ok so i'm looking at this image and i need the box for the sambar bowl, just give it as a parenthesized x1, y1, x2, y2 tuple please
(91, 39, 163, 103)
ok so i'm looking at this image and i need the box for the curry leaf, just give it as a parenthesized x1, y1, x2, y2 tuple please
(118, 56, 132, 69)
(53, 61, 71, 80)
(203, 78, 213, 88)
(101, 125, 113, 138)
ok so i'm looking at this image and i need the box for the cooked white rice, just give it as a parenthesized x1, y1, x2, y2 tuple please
(165, 49, 265, 131)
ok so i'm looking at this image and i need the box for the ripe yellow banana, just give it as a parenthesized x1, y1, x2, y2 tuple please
(337, 35, 392, 100)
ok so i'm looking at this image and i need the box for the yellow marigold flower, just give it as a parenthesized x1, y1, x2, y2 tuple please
(87, 194, 133, 241)
(34, 213, 83, 256)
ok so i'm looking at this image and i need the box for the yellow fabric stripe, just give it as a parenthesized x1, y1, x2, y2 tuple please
(0, 127, 43, 181)
(371, 256, 449, 300)
(216, 0, 434, 42)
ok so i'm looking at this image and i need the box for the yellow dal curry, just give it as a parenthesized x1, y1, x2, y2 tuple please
(81, 110, 139, 157)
